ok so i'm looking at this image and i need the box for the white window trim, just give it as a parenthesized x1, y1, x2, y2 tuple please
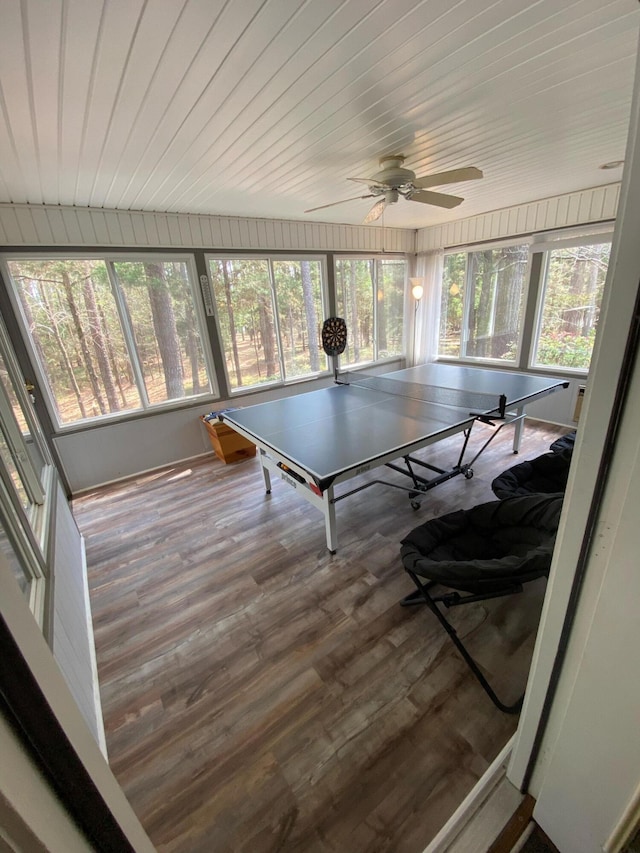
(441, 243, 532, 365)
(529, 230, 614, 253)
(0, 252, 218, 432)
(206, 253, 331, 394)
(334, 254, 408, 368)
(528, 238, 612, 372)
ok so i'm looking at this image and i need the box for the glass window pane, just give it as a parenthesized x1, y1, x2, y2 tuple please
(533, 243, 610, 370)
(272, 260, 326, 380)
(0, 428, 28, 510)
(0, 522, 30, 595)
(0, 349, 48, 484)
(209, 258, 282, 391)
(465, 245, 528, 361)
(376, 259, 404, 359)
(439, 253, 466, 358)
(113, 261, 212, 403)
(335, 259, 375, 366)
(8, 259, 142, 423)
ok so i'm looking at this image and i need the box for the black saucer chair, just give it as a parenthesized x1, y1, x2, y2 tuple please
(549, 429, 576, 454)
(491, 430, 576, 500)
(400, 493, 564, 713)
(491, 448, 573, 499)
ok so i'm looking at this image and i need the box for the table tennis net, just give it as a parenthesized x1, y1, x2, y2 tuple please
(337, 371, 507, 417)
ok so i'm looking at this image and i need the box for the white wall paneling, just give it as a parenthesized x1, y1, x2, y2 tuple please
(0, 204, 415, 254)
(531, 330, 640, 852)
(522, 377, 584, 428)
(51, 481, 105, 754)
(508, 34, 640, 849)
(415, 184, 621, 251)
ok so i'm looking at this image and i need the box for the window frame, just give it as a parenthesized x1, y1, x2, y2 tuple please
(0, 312, 52, 624)
(528, 232, 614, 375)
(333, 254, 408, 369)
(206, 252, 331, 395)
(439, 239, 532, 366)
(0, 252, 218, 431)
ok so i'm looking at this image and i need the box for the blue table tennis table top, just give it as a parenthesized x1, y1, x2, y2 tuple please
(221, 363, 567, 488)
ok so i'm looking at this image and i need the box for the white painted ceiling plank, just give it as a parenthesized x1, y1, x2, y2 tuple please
(0, 0, 637, 228)
(101, 0, 229, 208)
(74, 0, 147, 206)
(120, 0, 271, 210)
(59, 0, 104, 202)
(89, 0, 188, 203)
(24, 0, 63, 202)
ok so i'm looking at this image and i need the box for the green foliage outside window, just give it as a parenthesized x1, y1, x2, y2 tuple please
(439, 240, 610, 371)
(335, 258, 405, 366)
(209, 257, 325, 391)
(440, 246, 528, 362)
(7, 258, 212, 425)
(533, 244, 610, 370)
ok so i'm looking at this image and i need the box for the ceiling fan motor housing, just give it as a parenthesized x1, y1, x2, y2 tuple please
(370, 155, 416, 188)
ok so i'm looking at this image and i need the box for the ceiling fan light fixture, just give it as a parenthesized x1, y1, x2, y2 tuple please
(363, 198, 386, 223)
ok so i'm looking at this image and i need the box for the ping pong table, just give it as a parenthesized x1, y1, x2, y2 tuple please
(220, 363, 568, 553)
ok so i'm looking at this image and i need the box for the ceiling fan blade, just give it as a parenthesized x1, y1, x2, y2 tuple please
(413, 166, 483, 189)
(305, 194, 376, 213)
(347, 176, 382, 186)
(409, 190, 464, 209)
(363, 198, 386, 223)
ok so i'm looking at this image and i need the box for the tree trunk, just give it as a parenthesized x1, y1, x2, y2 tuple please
(470, 252, 495, 358)
(61, 271, 106, 413)
(143, 263, 184, 399)
(258, 296, 277, 377)
(301, 261, 320, 370)
(97, 302, 129, 407)
(221, 261, 242, 386)
(37, 282, 88, 418)
(288, 303, 295, 364)
(82, 277, 120, 411)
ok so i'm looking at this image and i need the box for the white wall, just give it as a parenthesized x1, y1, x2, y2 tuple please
(533, 346, 640, 851)
(524, 376, 583, 427)
(415, 184, 620, 253)
(51, 480, 106, 752)
(0, 203, 415, 252)
(507, 29, 640, 851)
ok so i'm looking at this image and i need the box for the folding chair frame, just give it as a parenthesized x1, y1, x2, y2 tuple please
(401, 573, 528, 714)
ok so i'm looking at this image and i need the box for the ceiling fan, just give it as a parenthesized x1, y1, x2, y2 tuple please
(305, 155, 483, 223)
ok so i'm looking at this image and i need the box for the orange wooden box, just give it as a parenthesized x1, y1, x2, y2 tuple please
(200, 416, 256, 464)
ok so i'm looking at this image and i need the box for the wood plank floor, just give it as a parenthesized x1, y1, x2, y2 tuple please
(72, 419, 570, 853)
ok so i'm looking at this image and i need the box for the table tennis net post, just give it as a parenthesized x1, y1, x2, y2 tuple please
(337, 371, 508, 418)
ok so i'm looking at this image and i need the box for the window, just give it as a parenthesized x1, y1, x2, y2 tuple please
(532, 241, 610, 370)
(439, 245, 529, 362)
(4, 257, 214, 426)
(0, 315, 51, 620)
(335, 257, 406, 366)
(208, 256, 327, 392)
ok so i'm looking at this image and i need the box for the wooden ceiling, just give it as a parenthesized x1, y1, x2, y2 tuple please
(0, 0, 638, 230)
